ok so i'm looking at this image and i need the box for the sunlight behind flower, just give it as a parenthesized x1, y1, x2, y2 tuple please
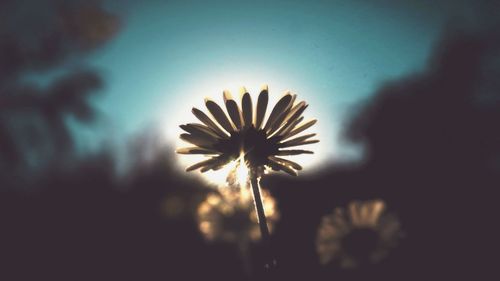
(162, 69, 331, 183)
(196, 153, 250, 187)
(235, 152, 249, 187)
(204, 160, 238, 187)
(173, 82, 322, 184)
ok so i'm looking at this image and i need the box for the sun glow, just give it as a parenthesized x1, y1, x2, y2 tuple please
(203, 161, 237, 187)
(235, 152, 250, 187)
(202, 152, 250, 188)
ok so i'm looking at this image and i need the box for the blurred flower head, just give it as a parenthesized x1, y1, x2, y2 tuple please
(161, 192, 207, 220)
(197, 187, 279, 244)
(177, 86, 318, 178)
(316, 199, 402, 269)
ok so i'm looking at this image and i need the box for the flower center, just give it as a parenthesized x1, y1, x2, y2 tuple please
(341, 228, 379, 262)
(214, 126, 280, 168)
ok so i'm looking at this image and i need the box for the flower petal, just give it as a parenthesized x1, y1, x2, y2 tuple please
(283, 119, 317, 140)
(285, 101, 308, 126)
(255, 85, 269, 129)
(205, 99, 235, 133)
(268, 157, 298, 176)
(274, 102, 308, 137)
(180, 123, 221, 140)
(176, 147, 219, 155)
(191, 107, 229, 138)
(276, 149, 314, 155)
(366, 200, 385, 226)
(241, 91, 253, 128)
(223, 91, 243, 130)
(290, 140, 319, 147)
(349, 201, 363, 226)
(200, 163, 218, 172)
(270, 99, 300, 135)
(264, 92, 293, 132)
(268, 94, 296, 135)
(186, 158, 218, 172)
(276, 116, 304, 138)
(200, 156, 229, 172)
(269, 156, 302, 170)
(279, 133, 316, 147)
(180, 133, 217, 149)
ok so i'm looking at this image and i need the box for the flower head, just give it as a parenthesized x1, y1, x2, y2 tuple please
(177, 86, 318, 177)
(316, 199, 402, 268)
(197, 187, 279, 244)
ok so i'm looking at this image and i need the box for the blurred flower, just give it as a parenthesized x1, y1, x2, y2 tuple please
(161, 192, 206, 220)
(316, 199, 402, 268)
(177, 86, 318, 177)
(197, 187, 279, 244)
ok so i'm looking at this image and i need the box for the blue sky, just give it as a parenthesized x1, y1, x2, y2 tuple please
(75, 0, 471, 168)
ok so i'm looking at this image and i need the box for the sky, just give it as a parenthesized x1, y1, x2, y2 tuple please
(75, 0, 474, 169)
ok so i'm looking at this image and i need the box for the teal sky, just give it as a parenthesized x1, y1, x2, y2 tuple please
(75, 0, 475, 167)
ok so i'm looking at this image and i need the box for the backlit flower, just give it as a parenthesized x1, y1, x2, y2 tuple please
(176, 86, 318, 177)
(316, 199, 402, 268)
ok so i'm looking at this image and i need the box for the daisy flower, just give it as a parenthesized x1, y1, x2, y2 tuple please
(316, 200, 402, 268)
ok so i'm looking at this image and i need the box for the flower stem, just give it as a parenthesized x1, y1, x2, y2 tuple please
(250, 170, 277, 271)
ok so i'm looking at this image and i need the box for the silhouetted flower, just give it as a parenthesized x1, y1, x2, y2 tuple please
(179, 86, 317, 270)
(197, 187, 279, 244)
(316, 200, 402, 268)
(177, 85, 318, 176)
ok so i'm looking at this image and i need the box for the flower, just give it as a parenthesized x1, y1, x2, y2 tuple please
(176, 85, 318, 177)
(316, 199, 402, 268)
(197, 187, 279, 244)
